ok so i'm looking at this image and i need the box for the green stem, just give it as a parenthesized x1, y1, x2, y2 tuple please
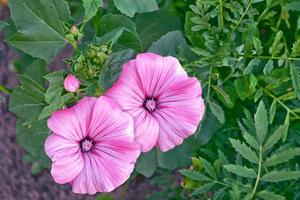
(240, 55, 300, 61)
(232, 0, 253, 32)
(263, 89, 300, 119)
(251, 145, 263, 199)
(0, 85, 12, 94)
(219, 0, 224, 27)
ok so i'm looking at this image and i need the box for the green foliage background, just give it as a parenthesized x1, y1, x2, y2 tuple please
(1, 0, 300, 199)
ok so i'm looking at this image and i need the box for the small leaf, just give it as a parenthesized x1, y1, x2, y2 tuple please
(263, 125, 285, 152)
(229, 138, 259, 164)
(253, 37, 263, 55)
(254, 100, 268, 144)
(199, 157, 217, 179)
(212, 85, 234, 108)
(271, 31, 284, 57)
(223, 164, 256, 178)
(179, 169, 212, 182)
(261, 170, 300, 182)
(82, 0, 103, 22)
(243, 132, 259, 150)
(282, 112, 290, 142)
(257, 191, 286, 200)
(269, 100, 276, 124)
(209, 101, 225, 124)
(244, 58, 260, 75)
(264, 148, 300, 167)
(291, 39, 300, 57)
(289, 61, 300, 100)
(191, 182, 215, 196)
(263, 60, 274, 75)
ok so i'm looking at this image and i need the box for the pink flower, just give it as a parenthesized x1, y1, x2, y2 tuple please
(45, 96, 140, 194)
(64, 74, 79, 92)
(105, 53, 205, 152)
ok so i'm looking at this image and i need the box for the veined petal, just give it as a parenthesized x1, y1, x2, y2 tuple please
(134, 109, 159, 152)
(135, 53, 187, 97)
(47, 97, 97, 141)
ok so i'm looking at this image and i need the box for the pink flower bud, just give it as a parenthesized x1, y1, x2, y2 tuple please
(64, 74, 79, 92)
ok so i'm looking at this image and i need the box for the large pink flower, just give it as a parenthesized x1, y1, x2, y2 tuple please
(105, 53, 205, 152)
(45, 96, 140, 194)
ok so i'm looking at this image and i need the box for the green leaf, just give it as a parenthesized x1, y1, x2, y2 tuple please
(23, 59, 48, 85)
(157, 137, 199, 170)
(290, 61, 300, 100)
(257, 191, 285, 200)
(0, 20, 8, 31)
(271, 31, 284, 57)
(263, 60, 274, 75)
(43, 71, 65, 103)
(9, 76, 46, 122)
(191, 182, 215, 196)
(135, 149, 157, 178)
(253, 37, 263, 55)
(99, 49, 135, 90)
(212, 85, 234, 108)
(199, 157, 217, 179)
(261, 170, 300, 182)
(244, 58, 260, 75)
(264, 148, 300, 167)
(113, 0, 158, 17)
(7, 0, 70, 62)
(243, 131, 260, 150)
(179, 169, 212, 182)
(135, 11, 181, 50)
(16, 119, 51, 168)
(263, 125, 285, 152)
(229, 138, 259, 164)
(223, 164, 256, 178)
(284, 1, 300, 11)
(82, 0, 103, 22)
(96, 14, 142, 51)
(291, 39, 300, 57)
(269, 100, 276, 124)
(208, 101, 225, 124)
(148, 31, 193, 59)
(254, 100, 268, 144)
(95, 194, 114, 200)
(234, 74, 257, 100)
(282, 112, 290, 142)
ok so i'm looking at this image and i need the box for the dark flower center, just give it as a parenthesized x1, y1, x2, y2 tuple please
(80, 137, 94, 152)
(144, 97, 158, 112)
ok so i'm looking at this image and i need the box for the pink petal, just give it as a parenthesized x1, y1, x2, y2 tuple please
(105, 60, 144, 112)
(45, 134, 84, 184)
(135, 53, 187, 97)
(47, 97, 97, 141)
(72, 141, 139, 194)
(88, 96, 135, 141)
(154, 78, 205, 152)
(134, 109, 159, 152)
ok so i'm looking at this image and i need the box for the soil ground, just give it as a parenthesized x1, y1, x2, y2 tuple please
(0, 5, 156, 200)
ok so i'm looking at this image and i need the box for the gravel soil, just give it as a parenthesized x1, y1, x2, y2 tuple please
(0, 5, 156, 200)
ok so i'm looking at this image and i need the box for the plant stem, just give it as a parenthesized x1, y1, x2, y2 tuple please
(232, 0, 253, 32)
(251, 145, 263, 199)
(0, 85, 12, 94)
(263, 89, 300, 119)
(219, 0, 224, 27)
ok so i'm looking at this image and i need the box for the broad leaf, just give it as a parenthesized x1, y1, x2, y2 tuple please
(209, 101, 225, 124)
(9, 76, 46, 122)
(0, 20, 8, 31)
(82, 0, 103, 22)
(113, 0, 158, 17)
(7, 0, 70, 62)
(135, 149, 157, 178)
(191, 182, 215, 196)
